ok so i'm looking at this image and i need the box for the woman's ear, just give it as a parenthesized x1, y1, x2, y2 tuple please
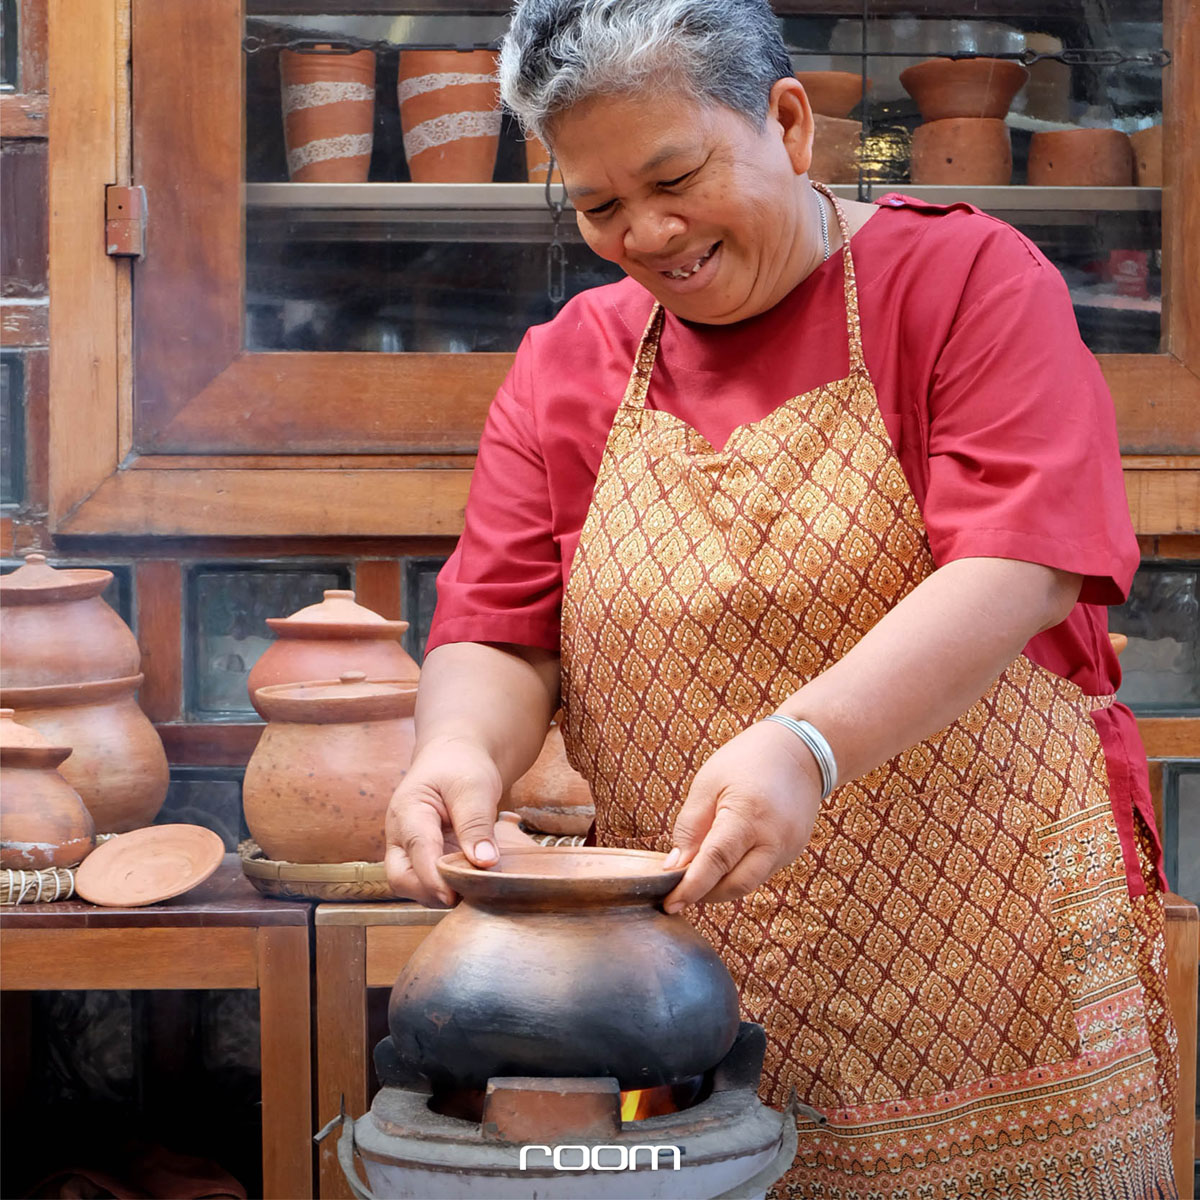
(770, 76, 814, 176)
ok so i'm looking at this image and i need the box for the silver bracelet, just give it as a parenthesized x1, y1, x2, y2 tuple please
(764, 714, 838, 800)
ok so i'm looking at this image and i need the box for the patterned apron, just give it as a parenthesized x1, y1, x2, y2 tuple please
(560, 189, 1177, 1198)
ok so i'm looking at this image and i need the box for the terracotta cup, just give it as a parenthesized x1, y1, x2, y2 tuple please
(810, 114, 861, 184)
(398, 50, 500, 182)
(280, 46, 376, 182)
(910, 117, 1012, 185)
(0, 709, 95, 870)
(0, 553, 141, 688)
(1130, 125, 1163, 187)
(0, 675, 169, 835)
(524, 134, 563, 185)
(899, 57, 1028, 121)
(505, 720, 594, 836)
(795, 71, 867, 119)
(1026, 129, 1134, 187)
(244, 672, 416, 864)
(246, 589, 419, 718)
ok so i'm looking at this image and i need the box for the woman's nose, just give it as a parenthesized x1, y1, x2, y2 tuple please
(623, 206, 685, 256)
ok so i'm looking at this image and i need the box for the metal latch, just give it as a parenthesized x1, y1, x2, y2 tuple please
(105, 185, 147, 258)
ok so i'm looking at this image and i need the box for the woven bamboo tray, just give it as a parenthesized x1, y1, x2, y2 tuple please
(238, 839, 394, 902)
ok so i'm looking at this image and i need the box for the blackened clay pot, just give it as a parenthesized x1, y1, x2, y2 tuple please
(388, 846, 741, 1092)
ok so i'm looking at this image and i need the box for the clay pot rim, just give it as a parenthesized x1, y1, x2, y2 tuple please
(254, 673, 417, 724)
(438, 846, 685, 907)
(0, 673, 144, 709)
(0, 553, 113, 605)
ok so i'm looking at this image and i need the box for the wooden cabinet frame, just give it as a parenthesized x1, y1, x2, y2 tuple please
(49, 0, 1200, 539)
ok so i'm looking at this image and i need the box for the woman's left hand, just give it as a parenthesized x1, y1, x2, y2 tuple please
(662, 720, 823, 912)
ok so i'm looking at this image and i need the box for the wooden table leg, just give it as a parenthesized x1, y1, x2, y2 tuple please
(1165, 892, 1198, 1199)
(258, 925, 314, 1200)
(316, 924, 368, 1200)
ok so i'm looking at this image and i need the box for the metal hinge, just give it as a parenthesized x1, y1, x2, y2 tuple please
(105, 185, 147, 258)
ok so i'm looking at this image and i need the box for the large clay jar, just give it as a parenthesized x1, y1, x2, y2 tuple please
(810, 114, 861, 184)
(911, 117, 1012, 185)
(505, 719, 594, 836)
(0, 676, 169, 834)
(280, 46, 376, 182)
(388, 846, 741, 1092)
(1130, 125, 1163, 187)
(398, 50, 500, 182)
(1, 553, 140, 688)
(1027, 129, 1134, 186)
(245, 589, 419, 718)
(795, 70, 867, 118)
(899, 57, 1028, 121)
(244, 672, 416, 864)
(0, 709, 95, 870)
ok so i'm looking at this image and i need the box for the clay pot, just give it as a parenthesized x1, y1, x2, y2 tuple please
(505, 720, 594, 836)
(1130, 125, 1163, 187)
(398, 50, 500, 182)
(899, 57, 1028, 121)
(388, 846, 741, 1091)
(280, 46, 376, 182)
(1027, 129, 1134, 187)
(0, 675, 169, 834)
(524, 134, 562, 185)
(810, 114, 861, 184)
(243, 672, 416, 864)
(796, 71, 867, 118)
(245, 589, 419, 719)
(911, 117, 1012, 185)
(0, 709, 95, 870)
(1, 553, 141, 689)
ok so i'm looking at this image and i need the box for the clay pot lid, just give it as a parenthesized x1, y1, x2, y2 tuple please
(899, 57, 1028, 120)
(439, 846, 684, 909)
(0, 708, 72, 768)
(254, 671, 417, 724)
(0, 553, 113, 605)
(0, 673, 144, 711)
(74, 824, 225, 907)
(266, 590, 408, 641)
(794, 70, 869, 118)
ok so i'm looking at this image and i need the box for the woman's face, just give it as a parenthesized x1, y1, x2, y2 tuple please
(549, 79, 816, 325)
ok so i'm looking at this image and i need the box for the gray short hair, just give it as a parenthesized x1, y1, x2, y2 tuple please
(499, 0, 793, 141)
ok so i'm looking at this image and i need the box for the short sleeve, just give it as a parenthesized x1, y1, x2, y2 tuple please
(921, 258, 1138, 606)
(426, 334, 565, 653)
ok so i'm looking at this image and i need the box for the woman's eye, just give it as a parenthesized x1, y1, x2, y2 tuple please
(660, 171, 694, 189)
(585, 199, 617, 216)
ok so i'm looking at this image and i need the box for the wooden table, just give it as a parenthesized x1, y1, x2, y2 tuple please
(0, 856, 313, 1200)
(314, 902, 445, 1199)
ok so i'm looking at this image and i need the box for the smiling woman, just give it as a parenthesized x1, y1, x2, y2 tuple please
(383, 2, 1179, 1197)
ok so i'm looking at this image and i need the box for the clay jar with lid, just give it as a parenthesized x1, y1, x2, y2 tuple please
(245, 589, 419, 718)
(243, 672, 416, 864)
(0, 553, 141, 688)
(388, 847, 741, 1092)
(0, 709, 95, 870)
(0, 675, 169, 834)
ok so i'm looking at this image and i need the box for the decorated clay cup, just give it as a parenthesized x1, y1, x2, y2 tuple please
(280, 45, 376, 182)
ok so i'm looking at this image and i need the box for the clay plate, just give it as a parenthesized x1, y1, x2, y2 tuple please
(74, 824, 225, 907)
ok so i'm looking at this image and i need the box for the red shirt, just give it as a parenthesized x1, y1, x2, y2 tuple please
(430, 195, 1160, 893)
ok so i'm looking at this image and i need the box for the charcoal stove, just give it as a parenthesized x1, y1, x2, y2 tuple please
(327, 1023, 810, 1200)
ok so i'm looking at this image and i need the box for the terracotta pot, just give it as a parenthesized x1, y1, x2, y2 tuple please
(899, 57, 1028, 121)
(244, 672, 416, 864)
(1, 553, 141, 688)
(910, 117, 1012, 185)
(810, 114, 861, 185)
(1130, 125, 1163, 187)
(524, 134, 562, 185)
(280, 46, 376, 182)
(505, 720, 594, 835)
(795, 70, 867, 118)
(0, 709, 95, 870)
(0, 675, 168, 834)
(245, 589, 419, 718)
(388, 847, 741, 1091)
(1026, 129, 1133, 187)
(398, 50, 500, 183)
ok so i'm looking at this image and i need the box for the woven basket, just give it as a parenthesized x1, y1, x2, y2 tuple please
(238, 839, 394, 902)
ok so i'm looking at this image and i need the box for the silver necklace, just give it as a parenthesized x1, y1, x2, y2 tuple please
(816, 189, 831, 262)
